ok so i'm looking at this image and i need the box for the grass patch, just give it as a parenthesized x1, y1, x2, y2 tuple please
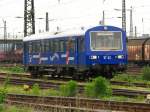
(0, 84, 60, 97)
(46, 89, 60, 96)
(0, 105, 33, 112)
(0, 83, 147, 103)
(0, 75, 9, 104)
(142, 66, 150, 81)
(102, 95, 145, 103)
(112, 85, 150, 92)
(112, 74, 142, 82)
(111, 73, 150, 84)
(31, 83, 40, 95)
(0, 75, 147, 104)
(0, 66, 25, 74)
(112, 66, 150, 84)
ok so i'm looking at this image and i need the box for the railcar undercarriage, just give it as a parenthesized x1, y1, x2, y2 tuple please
(26, 64, 126, 79)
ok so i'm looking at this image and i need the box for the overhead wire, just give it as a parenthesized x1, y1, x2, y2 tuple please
(36, 0, 81, 13)
(34, 0, 103, 29)
(0, 0, 22, 7)
(0, 0, 111, 22)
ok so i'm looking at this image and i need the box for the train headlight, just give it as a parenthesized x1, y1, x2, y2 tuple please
(118, 55, 124, 59)
(90, 55, 97, 60)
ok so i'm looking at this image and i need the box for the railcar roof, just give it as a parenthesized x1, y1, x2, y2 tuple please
(128, 38, 150, 46)
(23, 29, 87, 42)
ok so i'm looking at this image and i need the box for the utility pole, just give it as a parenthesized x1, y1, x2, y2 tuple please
(102, 11, 105, 25)
(46, 12, 49, 32)
(142, 18, 144, 35)
(24, 0, 35, 37)
(122, 0, 126, 33)
(102, 0, 106, 25)
(129, 6, 133, 38)
(135, 26, 137, 38)
(2, 20, 7, 53)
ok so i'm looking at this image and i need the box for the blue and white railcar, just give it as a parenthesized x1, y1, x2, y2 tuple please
(23, 25, 127, 78)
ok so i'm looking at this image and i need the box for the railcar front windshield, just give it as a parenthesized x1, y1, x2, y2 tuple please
(90, 31, 122, 51)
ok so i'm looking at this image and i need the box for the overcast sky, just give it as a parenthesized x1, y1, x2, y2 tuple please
(0, 0, 150, 38)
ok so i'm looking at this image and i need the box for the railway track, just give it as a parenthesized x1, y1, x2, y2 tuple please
(0, 74, 150, 98)
(0, 63, 143, 77)
(112, 89, 150, 97)
(5, 93, 150, 112)
(0, 72, 30, 78)
(1, 72, 150, 88)
(126, 65, 142, 75)
(110, 80, 150, 88)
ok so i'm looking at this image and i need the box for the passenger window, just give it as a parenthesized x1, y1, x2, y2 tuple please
(49, 40, 53, 52)
(44, 40, 49, 52)
(41, 40, 45, 53)
(60, 40, 65, 52)
(32, 42, 35, 53)
(67, 38, 75, 52)
(28, 42, 32, 53)
(56, 39, 60, 52)
(32, 41, 40, 53)
(37, 41, 41, 52)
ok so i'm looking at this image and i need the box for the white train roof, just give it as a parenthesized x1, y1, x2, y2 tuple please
(23, 29, 88, 42)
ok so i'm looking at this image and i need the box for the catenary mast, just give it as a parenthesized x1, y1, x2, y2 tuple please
(24, 0, 35, 37)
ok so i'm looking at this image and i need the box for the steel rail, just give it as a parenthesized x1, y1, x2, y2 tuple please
(6, 93, 150, 112)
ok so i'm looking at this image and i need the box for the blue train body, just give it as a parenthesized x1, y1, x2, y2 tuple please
(23, 25, 127, 78)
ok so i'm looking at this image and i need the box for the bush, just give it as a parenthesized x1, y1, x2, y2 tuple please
(32, 83, 40, 95)
(85, 76, 112, 98)
(60, 80, 77, 97)
(142, 66, 150, 81)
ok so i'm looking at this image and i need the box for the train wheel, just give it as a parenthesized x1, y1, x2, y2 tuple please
(50, 71, 55, 78)
(72, 75, 79, 80)
(105, 71, 113, 79)
(29, 67, 39, 78)
(83, 70, 93, 81)
(31, 72, 38, 78)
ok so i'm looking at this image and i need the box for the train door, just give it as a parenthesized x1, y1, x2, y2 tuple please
(65, 37, 76, 65)
(51, 39, 64, 65)
(24, 42, 32, 64)
(77, 36, 85, 65)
